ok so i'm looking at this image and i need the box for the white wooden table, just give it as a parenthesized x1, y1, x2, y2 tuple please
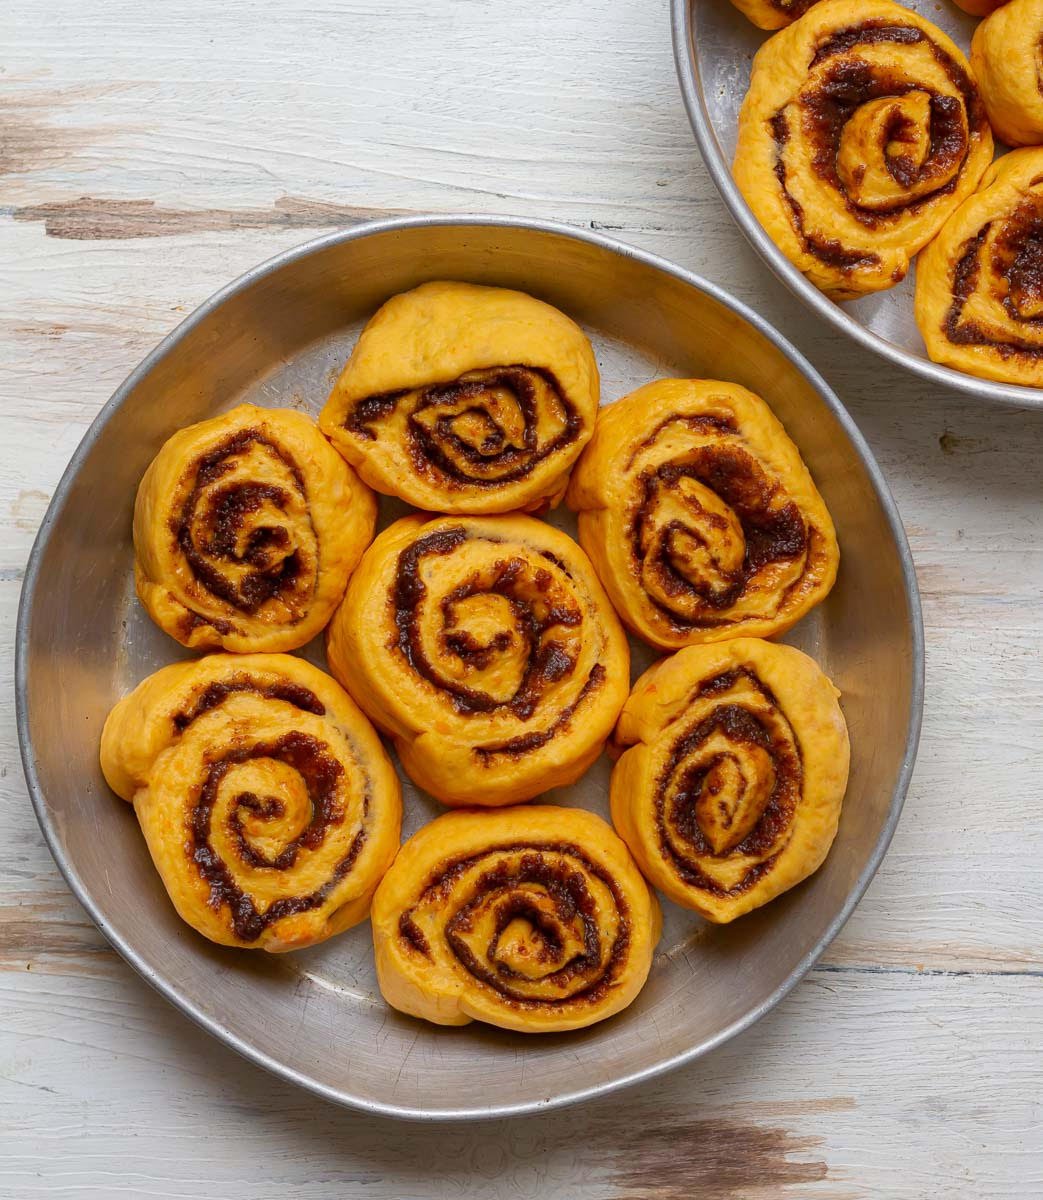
(3, 1, 1041, 1194)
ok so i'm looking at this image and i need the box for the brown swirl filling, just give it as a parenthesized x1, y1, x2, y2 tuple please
(654, 670, 801, 897)
(392, 527, 603, 754)
(770, 20, 985, 273)
(347, 366, 580, 489)
(190, 730, 367, 943)
(173, 428, 313, 623)
(944, 201, 1043, 358)
(398, 843, 630, 1007)
(769, 0, 818, 14)
(628, 426, 808, 630)
(173, 676, 325, 731)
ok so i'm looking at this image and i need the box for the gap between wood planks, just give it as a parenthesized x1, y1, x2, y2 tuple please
(2, 195, 683, 240)
(0, 912, 1038, 980)
(4, 195, 412, 239)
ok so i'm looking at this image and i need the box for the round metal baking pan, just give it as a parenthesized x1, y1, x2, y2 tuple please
(672, 0, 1043, 408)
(16, 216, 924, 1120)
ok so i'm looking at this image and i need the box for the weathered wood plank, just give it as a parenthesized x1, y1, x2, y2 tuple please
(0, 959, 1038, 1198)
(3, 0, 1042, 1192)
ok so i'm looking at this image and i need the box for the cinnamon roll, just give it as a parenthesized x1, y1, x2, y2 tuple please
(611, 639, 850, 923)
(100, 654, 402, 951)
(971, 0, 1043, 148)
(134, 404, 376, 652)
(565, 379, 839, 650)
(326, 514, 629, 807)
(371, 806, 661, 1032)
(727, 0, 822, 31)
(318, 281, 599, 513)
(734, 0, 994, 299)
(915, 148, 1043, 385)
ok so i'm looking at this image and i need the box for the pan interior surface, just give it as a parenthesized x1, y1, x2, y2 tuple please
(18, 219, 921, 1119)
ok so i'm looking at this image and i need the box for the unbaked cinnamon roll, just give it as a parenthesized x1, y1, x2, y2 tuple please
(915, 148, 1043, 385)
(971, 0, 1043, 148)
(371, 806, 661, 1032)
(319, 281, 599, 513)
(727, 0, 821, 31)
(326, 513, 629, 807)
(100, 654, 401, 951)
(611, 639, 850, 923)
(134, 404, 376, 652)
(734, 0, 994, 299)
(565, 379, 838, 650)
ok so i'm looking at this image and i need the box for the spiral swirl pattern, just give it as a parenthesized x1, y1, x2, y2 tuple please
(371, 807, 661, 1032)
(971, 0, 1043, 149)
(611, 639, 849, 923)
(133, 404, 376, 652)
(566, 379, 838, 650)
(733, 0, 993, 299)
(100, 654, 401, 951)
(319, 281, 599, 513)
(326, 513, 629, 807)
(348, 365, 578, 484)
(916, 148, 1043, 386)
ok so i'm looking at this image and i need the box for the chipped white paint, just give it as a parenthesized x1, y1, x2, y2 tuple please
(1, 0, 1041, 1195)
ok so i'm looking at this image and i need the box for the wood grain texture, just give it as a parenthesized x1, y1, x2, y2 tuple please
(0, 962, 1039, 1198)
(1, 0, 1041, 1194)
